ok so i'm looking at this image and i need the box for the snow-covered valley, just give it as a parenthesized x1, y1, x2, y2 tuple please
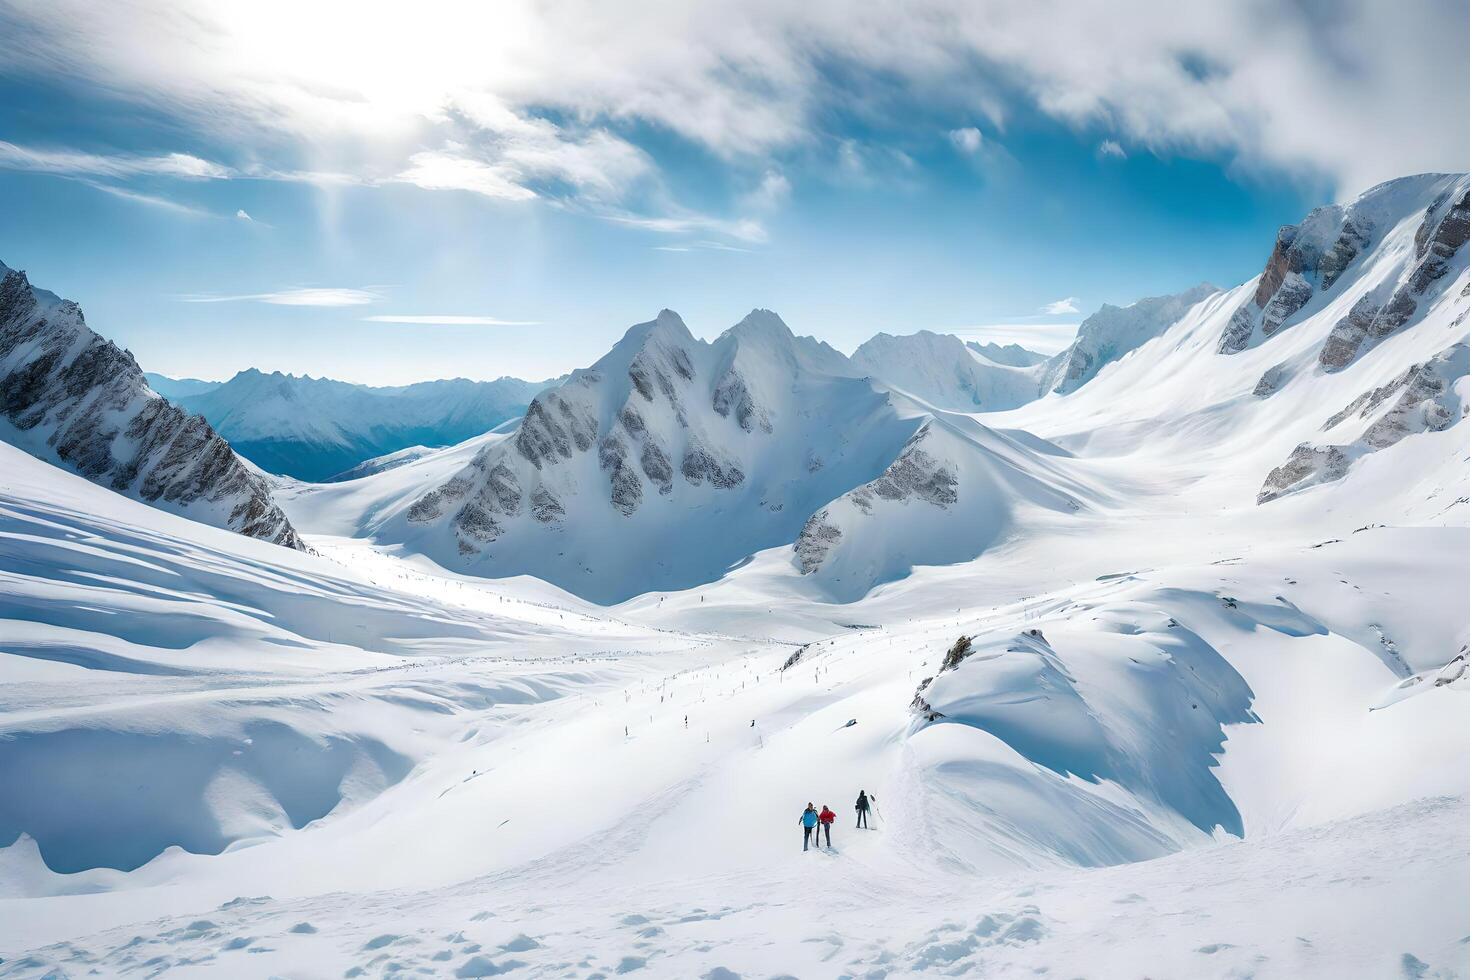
(3, 173, 1470, 978)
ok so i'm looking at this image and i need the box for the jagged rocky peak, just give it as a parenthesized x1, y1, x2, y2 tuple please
(0, 261, 305, 549)
(1259, 342, 1470, 503)
(1319, 179, 1470, 371)
(1218, 201, 1372, 354)
(1046, 283, 1217, 394)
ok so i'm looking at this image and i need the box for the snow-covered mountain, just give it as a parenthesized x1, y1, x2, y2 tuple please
(850, 329, 1048, 411)
(293, 309, 1092, 602)
(1041, 283, 1219, 394)
(171, 370, 546, 482)
(0, 261, 304, 549)
(6, 174, 1470, 979)
(966, 339, 1049, 367)
(323, 444, 439, 482)
(142, 373, 221, 400)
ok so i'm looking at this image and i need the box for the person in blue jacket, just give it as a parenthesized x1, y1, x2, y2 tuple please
(800, 802, 819, 851)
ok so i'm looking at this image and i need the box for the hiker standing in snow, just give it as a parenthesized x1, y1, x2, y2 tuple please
(855, 790, 873, 829)
(800, 803, 819, 851)
(818, 805, 836, 848)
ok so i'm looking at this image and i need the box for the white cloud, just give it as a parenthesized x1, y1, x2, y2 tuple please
(605, 211, 767, 244)
(178, 288, 382, 307)
(5, 1, 1469, 197)
(1040, 296, 1081, 315)
(235, 208, 253, 221)
(363, 314, 539, 326)
(653, 240, 753, 253)
(949, 127, 983, 154)
(0, 140, 232, 180)
(740, 170, 791, 211)
(84, 181, 215, 217)
(1097, 139, 1127, 160)
(395, 151, 537, 202)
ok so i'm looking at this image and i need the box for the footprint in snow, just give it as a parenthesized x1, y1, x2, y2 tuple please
(616, 955, 648, 973)
(289, 922, 318, 934)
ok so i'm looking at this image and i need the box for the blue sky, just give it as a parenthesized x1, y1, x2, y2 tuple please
(0, 1, 1464, 384)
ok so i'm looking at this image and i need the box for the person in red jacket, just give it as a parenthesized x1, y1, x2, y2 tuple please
(818, 804, 836, 848)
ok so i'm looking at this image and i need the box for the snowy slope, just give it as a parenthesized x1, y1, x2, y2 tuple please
(3, 174, 1470, 979)
(0, 261, 304, 549)
(176, 370, 545, 482)
(989, 172, 1470, 518)
(850, 329, 1048, 411)
(1040, 282, 1219, 394)
(293, 310, 1092, 603)
(323, 444, 440, 482)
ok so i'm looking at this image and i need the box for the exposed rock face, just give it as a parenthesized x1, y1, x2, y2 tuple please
(1319, 189, 1470, 371)
(1221, 206, 1375, 354)
(0, 262, 305, 549)
(847, 431, 958, 515)
(1260, 342, 1470, 502)
(794, 424, 960, 575)
(1046, 284, 1216, 393)
(1258, 445, 1351, 503)
(794, 510, 842, 574)
(1253, 364, 1289, 398)
(404, 308, 871, 583)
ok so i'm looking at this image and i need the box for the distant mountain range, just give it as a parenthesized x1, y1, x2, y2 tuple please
(146, 370, 549, 482)
(0, 262, 305, 549)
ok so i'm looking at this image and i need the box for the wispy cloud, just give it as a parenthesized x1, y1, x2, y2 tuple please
(653, 240, 753, 253)
(0, 140, 231, 180)
(395, 150, 538, 202)
(85, 181, 216, 217)
(605, 211, 767, 244)
(739, 170, 791, 212)
(948, 127, 984, 154)
(177, 288, 383, 307)
(1097, 139, 1127, 160)
(1039, 296, 1081, 315)
(362, 314, 539, 326)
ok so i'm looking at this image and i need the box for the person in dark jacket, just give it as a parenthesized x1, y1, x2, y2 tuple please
(855, 790, 873, 828)
(800, 803, 819, 850)
(818, 805, 836, 847)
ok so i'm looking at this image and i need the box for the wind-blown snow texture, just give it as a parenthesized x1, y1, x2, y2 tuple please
(3, 173, 1470, 979)
(173, 370, 545, 482)
(0, 261, 304, 550)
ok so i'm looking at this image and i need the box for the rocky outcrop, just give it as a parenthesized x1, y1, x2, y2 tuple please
(1257, 445, 1350, 503)
(848, 432, 957, 515)
(1260, 342, 1470, 502)
(1253, 364, 1289, 398)
(1220, 207, 1375, 354)
(0, 262, 305, 549)
(1319, 189, 1470, 371)
(794, 510, 842, 574)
